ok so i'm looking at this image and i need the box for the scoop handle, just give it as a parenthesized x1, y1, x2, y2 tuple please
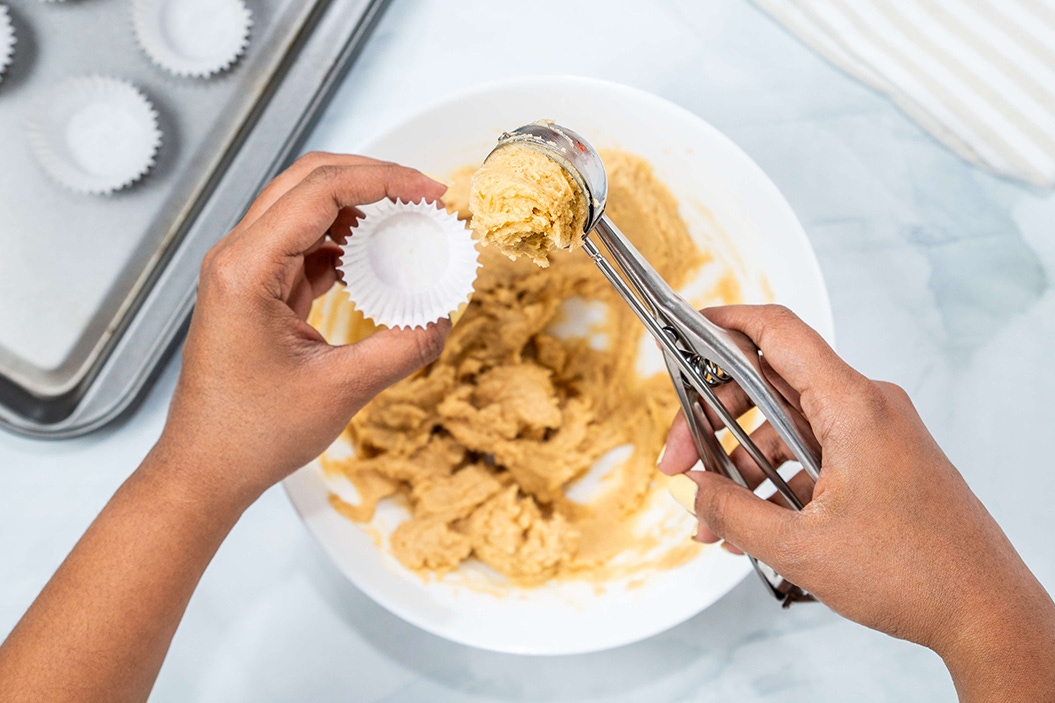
(588, 215, 822, 484)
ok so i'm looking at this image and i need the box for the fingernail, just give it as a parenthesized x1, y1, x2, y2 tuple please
(656, 443, 667, 466)
(668, 474, 698, 517)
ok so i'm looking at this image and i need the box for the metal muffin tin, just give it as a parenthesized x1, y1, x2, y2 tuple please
(0, 0, 390, 438)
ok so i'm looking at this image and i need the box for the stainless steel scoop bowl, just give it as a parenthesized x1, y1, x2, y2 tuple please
(491, 121, 609, 233)
(487, 121, 823, 607)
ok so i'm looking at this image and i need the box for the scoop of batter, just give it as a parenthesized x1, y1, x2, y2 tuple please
(469, 143, 588, 268)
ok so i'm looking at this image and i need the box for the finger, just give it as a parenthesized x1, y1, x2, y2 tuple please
(235, 153, 383, 233)
(304, 244, 341, 299)
(727, 421, 796, 486)
(327, 319, 452, 412)
(699, 381, 756, 433)
(657, 389, 759, 477)
(690, 521, 745, 555)
(726, 421, 815, 508)
(673, 315, 760, 434)
(702, 305, 867, 432)
(243, 163, 447, 264)
(765, 470, 815, 509)
(689, 307, 797, 423)
(665, 411, 815, 508)
(328, 207, 364, 244)
(657, 410, 700, 476)
(288, 270, 310, 321)
(287, 249, 340, 320)
(671, 471, 798, 565)
(694, 518, 720, 544)
(760, 354, 802, 412)
(689, 522, 743, 556)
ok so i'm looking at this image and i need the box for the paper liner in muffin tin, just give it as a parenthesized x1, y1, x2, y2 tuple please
(339, 199, 480, 330)
(0, 5, 14, 84)
(132, 0, 252, 78)
(26, 76, 162, 195)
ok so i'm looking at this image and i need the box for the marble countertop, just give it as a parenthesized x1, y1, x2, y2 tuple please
(2, 0, 1053, 700)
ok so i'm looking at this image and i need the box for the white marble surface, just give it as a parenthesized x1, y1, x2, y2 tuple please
(2, 0, 1054, 700)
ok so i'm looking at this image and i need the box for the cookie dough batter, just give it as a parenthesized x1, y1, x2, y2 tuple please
(319, 151, 738, 586)
(469, 143, 587, 267)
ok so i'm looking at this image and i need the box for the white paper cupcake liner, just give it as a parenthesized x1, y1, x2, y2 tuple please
(132, 0, 251, 78)
(339, 199, 481, 330)
(0, 5, 15, 85)
(26, 76, 162, 195)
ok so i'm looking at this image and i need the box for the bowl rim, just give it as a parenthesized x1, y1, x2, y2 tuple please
(284, 74, 835, 655)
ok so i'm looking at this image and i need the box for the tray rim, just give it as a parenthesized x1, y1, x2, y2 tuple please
(0, 0, 323, 400)
(0, 0, 392, 439)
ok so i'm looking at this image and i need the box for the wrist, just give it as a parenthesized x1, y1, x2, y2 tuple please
(935, 586, 1055, 701)
(138, 435, 262, 523)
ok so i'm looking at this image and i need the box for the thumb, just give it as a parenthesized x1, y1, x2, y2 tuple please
(669, 471, 798, 565)
(327, 318, 451, 410)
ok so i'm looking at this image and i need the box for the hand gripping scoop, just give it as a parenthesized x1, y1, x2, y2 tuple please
(486, 122, 823, 606)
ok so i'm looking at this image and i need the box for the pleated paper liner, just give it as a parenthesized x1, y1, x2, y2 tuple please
(132, 0, 252, 78)
(338, 198, 480, 330)
(0, 5, 14, 85)
(26, 76, 162, 195)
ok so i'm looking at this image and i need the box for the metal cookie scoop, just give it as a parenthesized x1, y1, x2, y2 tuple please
(487, 122, 823, 607)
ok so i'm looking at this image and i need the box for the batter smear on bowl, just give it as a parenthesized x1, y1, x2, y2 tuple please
(317, 151, 741, 586)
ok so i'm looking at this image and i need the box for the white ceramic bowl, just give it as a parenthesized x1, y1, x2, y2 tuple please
(284, 76, 834, 655)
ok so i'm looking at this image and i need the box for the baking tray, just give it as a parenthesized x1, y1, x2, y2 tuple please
(0, 0, 390, 438)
